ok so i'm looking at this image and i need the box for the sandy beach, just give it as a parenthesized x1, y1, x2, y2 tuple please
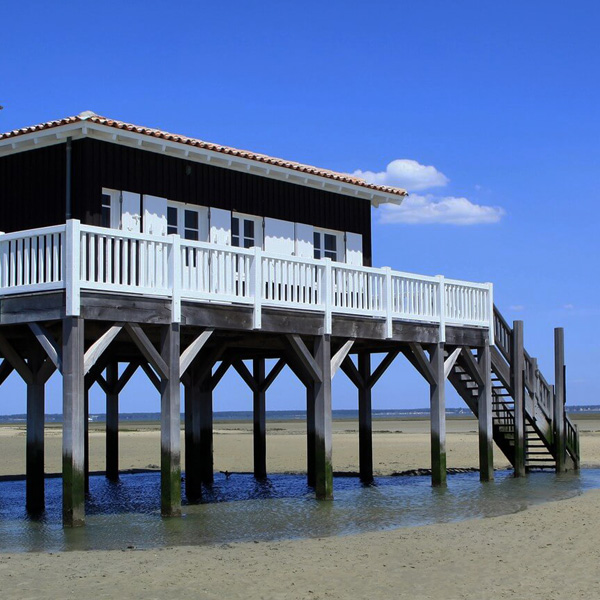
(1, 414, 599, 599)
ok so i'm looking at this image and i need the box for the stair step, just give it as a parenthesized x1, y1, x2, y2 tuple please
(526, 457, 556, 462)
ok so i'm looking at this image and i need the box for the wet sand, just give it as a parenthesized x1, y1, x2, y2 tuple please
(0, 414, 599, 599)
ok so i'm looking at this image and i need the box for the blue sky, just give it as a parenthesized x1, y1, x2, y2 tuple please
(0, 0, 598, 413)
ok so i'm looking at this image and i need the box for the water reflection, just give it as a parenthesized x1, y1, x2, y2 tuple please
(0, 469, 598, 553)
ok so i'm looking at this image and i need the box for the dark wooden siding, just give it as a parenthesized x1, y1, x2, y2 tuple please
(0, 138, 372, 264)
(0, 144, 66, 232)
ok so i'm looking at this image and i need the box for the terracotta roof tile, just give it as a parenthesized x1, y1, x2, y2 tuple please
(0, 113, 408, 198)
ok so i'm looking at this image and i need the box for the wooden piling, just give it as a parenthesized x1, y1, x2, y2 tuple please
(198, 379, 214, 485)
(430, 343, 446, 487)
(306, 383, 316, 487)
(253, 358, 267, 479)
(62, 316, 86, 527)
(511, 321, 526, 477)
(160, 323, 181, 517)
(478, 341, 494, 481)
(313, 335, 333, 500)
(106, 361, 119, 481)
(358, 353, 373, 483)
(26, 352, 45, 513)
(554, 327, 566, 473)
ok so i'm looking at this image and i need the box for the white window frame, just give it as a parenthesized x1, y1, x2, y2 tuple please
(167, 200, 208, 241)
(231, 212, 263, 249)
(313, 227, 344, 262)
(101, 188, 122, 229)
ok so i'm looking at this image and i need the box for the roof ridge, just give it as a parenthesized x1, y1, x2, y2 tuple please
(0, 113, 408, 198)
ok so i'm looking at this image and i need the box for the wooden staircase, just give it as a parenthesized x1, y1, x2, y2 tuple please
(447, 307, 579, 472)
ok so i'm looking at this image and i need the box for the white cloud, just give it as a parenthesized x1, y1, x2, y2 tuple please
(510, 305, 525, 312)
(353, 159, 449, 191)
(564, 304, 575, 310)
(378, 194, 505, 226)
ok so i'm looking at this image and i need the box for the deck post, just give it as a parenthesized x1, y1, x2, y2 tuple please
(554, 327, 566, 473)
(106, 360, 119, 481)
(84, 386, 90, 493)
(430, 343, 446, 487)
(160, 323, 181, 517)
(478, 341, 494, 481)
(198, 378, 214, 485)
(306, 382, 316, 487)
(358, 352, 373, 483)
(511, 321, 526, 477)
(313, 335, 333, 500)
(62, 316, 85, 527)
(253, 358, 267, 479)
(26, 351, 45, 514)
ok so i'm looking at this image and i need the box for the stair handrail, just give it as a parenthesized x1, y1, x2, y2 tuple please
(493, 306, 512, 362)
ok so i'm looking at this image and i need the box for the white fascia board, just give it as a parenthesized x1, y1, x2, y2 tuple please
(0, 121, 405, 206)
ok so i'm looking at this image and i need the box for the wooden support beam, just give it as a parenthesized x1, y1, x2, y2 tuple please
(408, 343, 436, 386)
(340, 356, 364, 389)
(139, 360, 161, 392)
(115, 361, 139, 395)
(180, 329, 214, 376)
(260, 358, 286, 393)
(160, 323, 181, 517)
(0, 359, 14, 386)
(210, 360, 230, 390)
(306, 383, 316, 487)
(0, 332, 33, 385)
(554, 327, 566, 473)
(83, 324, 122, 375)
(62, 316, 85, 527)
(198, 379, 214, 485)
(29, 323, 62, 373)
(253, 358, 267, 479)
(459, 347, 485, 388)
(443, 347, 462, 380)
(106, 361, 119, 481)
(125, 323, 169, 380)
(367, 350, 399, 389)
(478, 342, 494, 482)
(285, 334, 323, 383)
(330, 340, 354, 379)
(430, 343, 447, 487)
(358, 353, 373, 483)
(232, 359, 259, 393)
(511, 321, 526, 477)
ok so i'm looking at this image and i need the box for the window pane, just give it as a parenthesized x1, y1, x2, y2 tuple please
(232, 235, 240, 247)
(314, 248, 321, 259)
(232, 217, 239, 237)
(243, 237, 253, 249)
(324, 234, 336, 252)
(167, 225, 178, 235)
(101, 206, 110, 228)
(101, 193, 111, 208)
(185, 210, 198, 230)
(313, 232, 321, 250)
(184, 229, 198, 241)
(167, 206, 177, 227)
(244, 219, 254, 239)
(325, 250, 337, 260)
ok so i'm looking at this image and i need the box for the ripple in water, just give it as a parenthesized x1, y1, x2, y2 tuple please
(0, 469, 599, 553)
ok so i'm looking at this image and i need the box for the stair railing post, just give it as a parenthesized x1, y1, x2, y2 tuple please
(437, 275, 446, 343)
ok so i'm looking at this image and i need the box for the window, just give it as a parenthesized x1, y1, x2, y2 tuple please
(166, 201, 207, 241)
(232, 215, 258, 248)
(313, 231, 338, 261)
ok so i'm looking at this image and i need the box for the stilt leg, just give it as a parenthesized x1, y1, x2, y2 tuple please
(313, 335, 333, 500)
(430, 343, 446, 487)
(512, 321, 526, 477)
(478, 341, 494, 482)
(26, 353, 45, 513)
(253, 358, 267, 479)
(62, 316, 85, 527)
(160, 323, 181, 517)
(106, 361, 119, 481)
(84, 387, 90, 493)
(198, 380, 214, 485)
(185, 371, 202, 501)
(306, 383, 316, 487)
(554, 328, 566, 473)
(358, 353, 373, 483)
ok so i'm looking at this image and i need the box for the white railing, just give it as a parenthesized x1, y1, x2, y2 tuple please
(0, 221, 494, 341)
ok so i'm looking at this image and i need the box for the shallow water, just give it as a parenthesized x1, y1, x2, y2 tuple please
(1, 469, 599, 553)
